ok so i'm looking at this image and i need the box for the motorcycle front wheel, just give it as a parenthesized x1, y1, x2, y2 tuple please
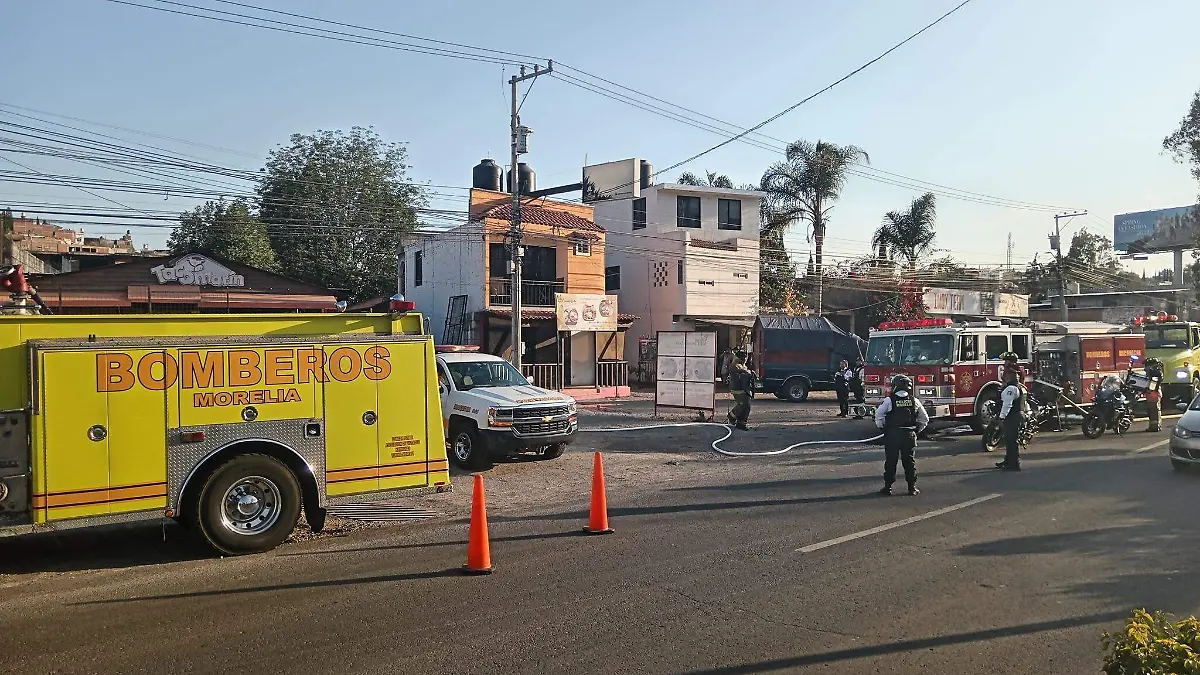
(1082, 414, 1105, 439)
(981, 425, 1002, 452)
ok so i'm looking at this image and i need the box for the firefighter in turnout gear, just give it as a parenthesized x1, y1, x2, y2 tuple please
(996, 366, 1029, 471)
(727, 349, 754, 431)
(874, 375, 930, 495)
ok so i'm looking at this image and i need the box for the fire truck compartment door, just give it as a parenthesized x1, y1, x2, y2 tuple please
(323, 345, 381, 495)
(376, 342, 430, 491)
(38, 350, 111, 521)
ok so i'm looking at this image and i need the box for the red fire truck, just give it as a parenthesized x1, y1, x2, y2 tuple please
(861, 318, 1032, 431)
(861, 318, 1145, 430)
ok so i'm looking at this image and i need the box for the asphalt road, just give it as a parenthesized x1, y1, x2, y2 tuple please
(1, 416, 1197, 675)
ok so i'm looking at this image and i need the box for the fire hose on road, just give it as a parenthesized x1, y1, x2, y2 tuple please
(580, 422, 884, 457)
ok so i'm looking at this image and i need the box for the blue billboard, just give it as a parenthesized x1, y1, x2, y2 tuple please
(1114, 204, 1200, 253)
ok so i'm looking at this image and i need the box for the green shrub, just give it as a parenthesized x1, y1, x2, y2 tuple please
(1102, 609, 1200, 674)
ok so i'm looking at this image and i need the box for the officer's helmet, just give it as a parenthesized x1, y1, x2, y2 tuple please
(1001, 351, 1020, 364)
(891, 375, 913, 392)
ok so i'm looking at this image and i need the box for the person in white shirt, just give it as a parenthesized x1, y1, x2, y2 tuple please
(874, 375, 931, 495)
(996, 367, 1028, 471)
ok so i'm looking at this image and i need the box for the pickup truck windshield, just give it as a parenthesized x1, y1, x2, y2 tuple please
(446, 360, 529, 390)
(867, 333, 953, 366)
(1144, 326, 1190, 349)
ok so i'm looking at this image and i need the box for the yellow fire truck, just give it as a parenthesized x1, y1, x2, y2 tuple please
(0, 265, 449, 554)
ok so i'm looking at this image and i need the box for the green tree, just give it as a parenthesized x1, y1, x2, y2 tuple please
(257, 127, 424, 301)
(676, 170, 734, 188)
(761, 139, 869, 316)
(168, 200, 277, 270)
(871, 192, 937, 269)
(1164, 87, 1200, 195)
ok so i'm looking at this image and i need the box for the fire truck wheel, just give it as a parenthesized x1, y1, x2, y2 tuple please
(450, 421, 493, 471)
(194, 454, 302, 556)
(780, 378, 810, 403)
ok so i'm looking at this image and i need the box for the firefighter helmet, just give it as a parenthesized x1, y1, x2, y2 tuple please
(891, 375, 913, 392)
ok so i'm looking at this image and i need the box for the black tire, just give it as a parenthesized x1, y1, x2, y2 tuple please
(780, 378, 809, 403)
(1172, 458, 1190, 472)
(981, 425, 1002, 452)
(970, 395, 997, 434)
(194, 454, 302, 556)
(541, 443, 566, 460)
(1082, 414, 1105, 439)
(449, 420, 492, 470)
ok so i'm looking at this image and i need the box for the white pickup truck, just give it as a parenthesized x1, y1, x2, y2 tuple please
(435, 347, 578, 469)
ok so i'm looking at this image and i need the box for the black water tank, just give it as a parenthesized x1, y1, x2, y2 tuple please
(506, 163, 536, 195)
(472, 158, 503, 191)
(640, 160, 653, 190)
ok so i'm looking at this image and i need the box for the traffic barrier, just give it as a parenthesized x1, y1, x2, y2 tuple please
(462, 474, 493, 575)
(583, 452, 614, 534)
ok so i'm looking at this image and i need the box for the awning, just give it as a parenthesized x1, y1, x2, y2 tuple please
(688, 316, 756, 328)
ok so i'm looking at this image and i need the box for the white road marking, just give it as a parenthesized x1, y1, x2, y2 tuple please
(1133, 439, 1169, 454)
(796, 493, 1003, 553)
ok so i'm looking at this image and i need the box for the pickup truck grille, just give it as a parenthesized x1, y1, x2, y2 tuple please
(513, 419, 572, 436)
(513, 405, 569, 419)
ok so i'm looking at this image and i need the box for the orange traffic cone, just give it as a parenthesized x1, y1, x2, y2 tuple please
(463, 474, 493, 574)
(583, 452, 614, 535)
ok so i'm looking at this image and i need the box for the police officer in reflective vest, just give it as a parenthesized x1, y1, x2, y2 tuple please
(996, 366, 1028, 471)
(874, 375, 930, 495)
(1144, 357, 1164, 432)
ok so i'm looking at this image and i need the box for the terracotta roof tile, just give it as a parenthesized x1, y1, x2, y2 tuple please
(483, 204, 604, 233)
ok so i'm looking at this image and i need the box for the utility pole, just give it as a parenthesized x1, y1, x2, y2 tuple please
(1050, 211, 1087, 322)
(507, 61, 552, 370)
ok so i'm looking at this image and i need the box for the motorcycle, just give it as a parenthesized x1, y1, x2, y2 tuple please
(981, 392, 1056, 452)
(1082, 374, 1134, 438)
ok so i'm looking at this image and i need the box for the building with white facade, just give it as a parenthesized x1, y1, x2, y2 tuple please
(590, 165, 763, 371)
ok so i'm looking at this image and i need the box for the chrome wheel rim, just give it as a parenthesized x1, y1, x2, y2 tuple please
(454, 434, 472, 462)
(220, 476, 281, 536)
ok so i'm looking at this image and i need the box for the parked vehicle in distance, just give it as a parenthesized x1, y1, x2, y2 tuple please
(752, 315, 865, 402)
(435, 346, 577, 470)
(1136, 313, 1200, 406)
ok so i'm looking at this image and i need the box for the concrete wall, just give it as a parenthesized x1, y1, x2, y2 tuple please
(401, 226, 485, 344)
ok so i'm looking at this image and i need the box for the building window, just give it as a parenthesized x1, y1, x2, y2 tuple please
(414, 250, 423, 287)
(574, 238, 591, 256)
(677, 195, 701, 228)
(718, 199, 742, 230)
(632, 197, 647, 230)
(677, 259, 684, 285)
(605, 265, 621, 291)
(399, 258, 406, 294)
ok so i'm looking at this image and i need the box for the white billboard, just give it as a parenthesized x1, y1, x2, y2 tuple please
(655, 330, 716, 413)
(582, 158, 640, 203)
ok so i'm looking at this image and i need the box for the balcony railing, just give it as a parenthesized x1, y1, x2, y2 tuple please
(521, 363, 564, 391)
(489, 278, 564, 307)
(596, 360, 628, 389)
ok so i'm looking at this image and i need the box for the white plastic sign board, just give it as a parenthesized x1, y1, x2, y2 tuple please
(655, 330, 717, 413)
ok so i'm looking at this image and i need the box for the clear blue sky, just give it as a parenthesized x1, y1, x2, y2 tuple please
(4, 0, 1200, 275)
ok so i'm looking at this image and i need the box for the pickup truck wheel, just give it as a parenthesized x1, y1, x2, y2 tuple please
(450, 423, 492, 471)
(780, 379, 809, 403)
(540, 443, 566, 460)
(194, 454, 301, 556)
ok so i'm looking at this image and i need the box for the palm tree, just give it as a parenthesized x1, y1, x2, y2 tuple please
(871, 192, 938, 269)
(760, 140, 868, 315)
(677, 170, 735, 188)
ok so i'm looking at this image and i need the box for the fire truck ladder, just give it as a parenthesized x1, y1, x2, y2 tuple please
(443, 294, 468, 345)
